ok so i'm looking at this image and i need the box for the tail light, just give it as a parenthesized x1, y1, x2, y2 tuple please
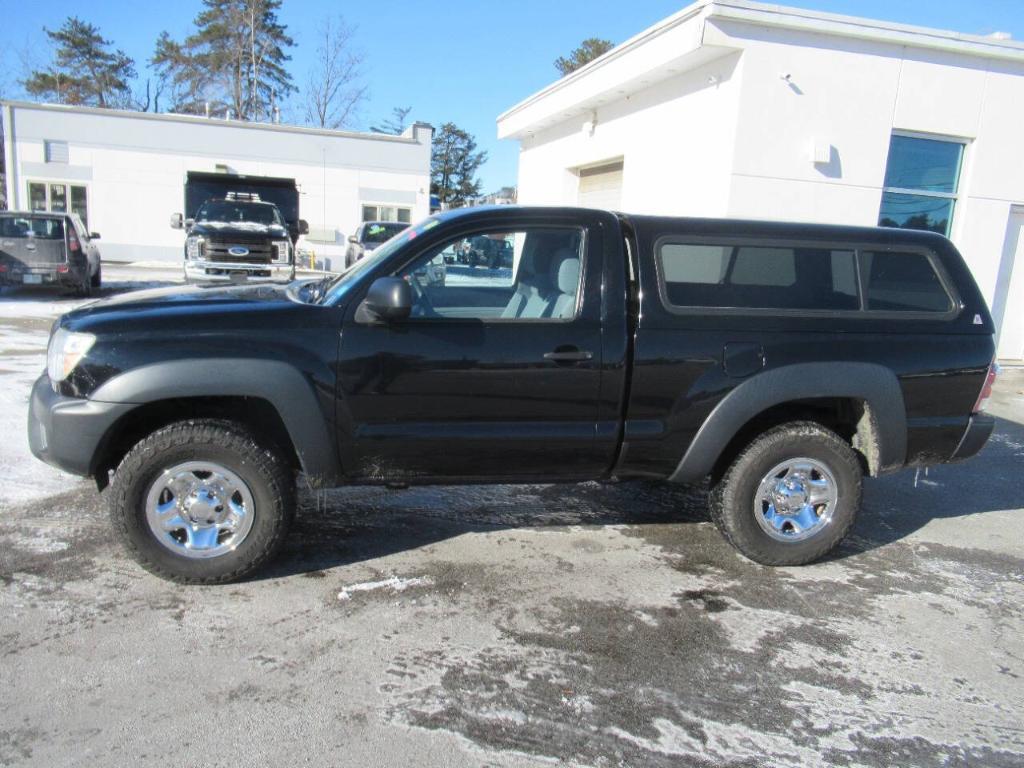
(68, 231, 81, 253)
(972, 361, 999, 414)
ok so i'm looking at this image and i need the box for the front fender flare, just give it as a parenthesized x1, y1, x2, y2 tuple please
(668, 362, 906, 483)
(90, 359, 340, 487)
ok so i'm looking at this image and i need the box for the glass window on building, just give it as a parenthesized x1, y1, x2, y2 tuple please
(362, 204, 413, 223)
(25, 182, 88, 226)
(70, 186, 89, 228)
(49, 184, 68, 213)
(878, 134, 965, 237)
(28, 183, 47, 211)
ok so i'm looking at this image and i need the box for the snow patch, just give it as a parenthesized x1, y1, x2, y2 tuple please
(6, 530, 70, 553)
(337, 575, 432, 601)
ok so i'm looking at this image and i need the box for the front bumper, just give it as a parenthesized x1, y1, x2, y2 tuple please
(28, 374, 134, 477)
(947, 413, 996, 462)
(184, 260, 295, 283)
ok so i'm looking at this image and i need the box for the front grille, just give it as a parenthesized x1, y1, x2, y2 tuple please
(206, 236, 273, 264)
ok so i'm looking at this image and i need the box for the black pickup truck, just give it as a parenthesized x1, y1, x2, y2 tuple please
(170, 171, 309, 283)
(28, 206, 997, 583)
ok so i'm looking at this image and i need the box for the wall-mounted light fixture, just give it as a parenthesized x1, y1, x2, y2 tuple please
(582, 111, 597, 138)
(810, 139, 831, 165)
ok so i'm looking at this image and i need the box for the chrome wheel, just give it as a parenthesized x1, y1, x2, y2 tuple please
(145, 462, 255, 559)
(754, 458, 838, 543)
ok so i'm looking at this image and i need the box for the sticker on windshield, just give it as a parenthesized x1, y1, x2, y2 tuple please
(367, 225, 387, 236)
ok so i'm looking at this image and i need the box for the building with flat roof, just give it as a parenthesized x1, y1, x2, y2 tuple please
(497, 0, 1024, 360)
(1, 100, 432, 263)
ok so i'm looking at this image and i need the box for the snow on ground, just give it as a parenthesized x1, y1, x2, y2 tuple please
(0, 266, 183, 508)
(337, 575, 433, 601)
(0, 319, 86, 506)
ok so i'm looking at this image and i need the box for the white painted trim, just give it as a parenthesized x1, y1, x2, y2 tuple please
(498, 0, 1024, 134)
(2, 103, 17, 209)
(0, 99, 426, 145)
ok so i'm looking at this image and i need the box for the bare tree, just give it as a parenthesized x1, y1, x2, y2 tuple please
(304, 16, 367, 130)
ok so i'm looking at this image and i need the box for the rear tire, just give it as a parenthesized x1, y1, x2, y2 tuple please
(709, 421, 862, 566)
(109, 419, 295, 584)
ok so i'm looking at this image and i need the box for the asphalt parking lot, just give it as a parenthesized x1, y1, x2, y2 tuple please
(1, 268, 1022, 767)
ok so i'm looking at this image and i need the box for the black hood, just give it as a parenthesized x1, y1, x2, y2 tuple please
(61, 282, 298, 333)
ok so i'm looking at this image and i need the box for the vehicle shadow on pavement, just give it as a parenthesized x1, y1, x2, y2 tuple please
(259, 480, 713, 580)
(259, 415, 1024, 579)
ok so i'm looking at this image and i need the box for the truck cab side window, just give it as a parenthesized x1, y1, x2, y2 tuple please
(397, 228, 584, 321)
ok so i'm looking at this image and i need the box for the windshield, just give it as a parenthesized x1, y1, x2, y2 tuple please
(195, 200, 283, 226)
(362, 222, 408, 245)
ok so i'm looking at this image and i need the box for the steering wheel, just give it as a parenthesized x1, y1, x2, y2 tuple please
(408, 275, 440, 318)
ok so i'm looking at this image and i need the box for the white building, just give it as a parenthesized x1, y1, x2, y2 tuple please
(1, 100, 433, 263)
(498, 0, 1024, 361)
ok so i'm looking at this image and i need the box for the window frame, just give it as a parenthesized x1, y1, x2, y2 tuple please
(361, 203, 413, 224)
(879, 131, 968, 238)
(652, 234, 961, 321)
(390, 225, 589, 325)
(25, 180, 90, 228)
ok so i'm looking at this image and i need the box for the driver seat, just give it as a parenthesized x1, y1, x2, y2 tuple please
(501, 237, 555, 319)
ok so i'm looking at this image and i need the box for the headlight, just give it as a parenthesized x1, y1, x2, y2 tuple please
(273, 240, 291, 262)
(47, 328, 96, 382)
(186, 235, 206, 260)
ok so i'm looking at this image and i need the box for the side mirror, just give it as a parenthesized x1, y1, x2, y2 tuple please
(184, 218, 195, 229)
(357, 277, 412, 323)
(347, 235, 359, 244)
(170, 213, 184, 230)
(89, 232, 101, 240)
(298, 219, 310, 235)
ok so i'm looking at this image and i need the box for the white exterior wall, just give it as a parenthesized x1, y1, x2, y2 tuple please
(518, 52, 744, 217)
(714, 19, 1024, 314)
(1, 102, 432, 262)
(503, 2, 1024, 358)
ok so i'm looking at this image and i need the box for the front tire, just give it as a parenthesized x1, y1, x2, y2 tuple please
(109, 419, 295, 584)
(709, 421, 862, 566)
(91, 262, 102, 288)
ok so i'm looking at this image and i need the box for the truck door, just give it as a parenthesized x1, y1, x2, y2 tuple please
(335, 211, 622, 481)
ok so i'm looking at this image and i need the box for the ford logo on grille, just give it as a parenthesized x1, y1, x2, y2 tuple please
(228, 246, 250, 257)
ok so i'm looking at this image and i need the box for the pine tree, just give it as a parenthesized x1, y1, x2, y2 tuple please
(153, 0, 295, 121)
(24, 17, 136, 107)
(554, 38, 614, 76)
(371, 106, 412, 135)
(431, 123, 487, 207)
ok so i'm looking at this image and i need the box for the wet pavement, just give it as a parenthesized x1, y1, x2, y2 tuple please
(0, 270, 1022, 767)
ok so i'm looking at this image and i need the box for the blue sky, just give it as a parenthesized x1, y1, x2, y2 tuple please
(3, 0, 1023, 191)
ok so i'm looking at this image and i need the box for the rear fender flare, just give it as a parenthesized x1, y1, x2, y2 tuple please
(669, 362, 906, 483)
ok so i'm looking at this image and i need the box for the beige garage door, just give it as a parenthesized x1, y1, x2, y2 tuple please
(577, 161, 623, 210)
